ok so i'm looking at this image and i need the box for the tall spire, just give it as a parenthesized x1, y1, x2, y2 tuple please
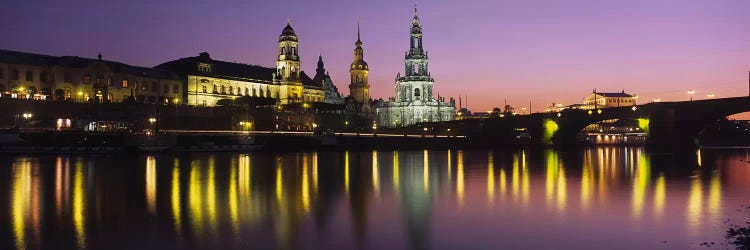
(357, 19, 361, 43)
(414, 2, 417, 16)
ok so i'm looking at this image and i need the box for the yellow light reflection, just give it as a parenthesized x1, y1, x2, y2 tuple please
(521, 150, 530, 207)
(189, 161, 204, 237)
(556, 162, 567, 213)
(345, 151, 350, 193)
(73, 160, 86, 249)
(487, 152, 495, 206)
(12, 160, 31, 250)
(581, 151, 593, 211)
(146, 156, 157, 215)
(631, 154, 650, 220)
(457, 150, 465, 208)
(653, 174, 665, 220)
(373, 151, 380, 196)
(302, 153, 311, 213)
(229, 158, 239, 230)
(313, 152, 318, 194)
(239, 155, 251, 198)
(512, 153, 520, 201)
(423, 150, 429, 193)
(393, 151, 400, 195)
(276, 163, 283, 203)
(172, 165, 182, 235)
(545, 150, 557, 208)
(696, 149, 702, 167)
(447, 149, 452, 181)
(687, 175, 703, 236)
(207, 157, 217, 229)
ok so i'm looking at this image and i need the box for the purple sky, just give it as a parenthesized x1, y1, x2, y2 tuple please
(3, 0, 750, 115)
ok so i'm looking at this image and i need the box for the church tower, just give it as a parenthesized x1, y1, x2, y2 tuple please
(276, 20, 303, 104)
(349, 21, 371, 111)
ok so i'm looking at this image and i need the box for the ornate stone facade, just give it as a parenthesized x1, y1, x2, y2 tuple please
(377, 9, 455, 127)
(157, 21, 331, 107)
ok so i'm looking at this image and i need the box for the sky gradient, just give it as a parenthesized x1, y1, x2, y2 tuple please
(3, 0, 749, 115)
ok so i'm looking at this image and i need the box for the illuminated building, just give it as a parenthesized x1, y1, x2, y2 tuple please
(376, 7, 455, 127)
(0, 50, 182, 103)
(347, 22, 372, 113)
(156, 21, 336, 106)
(583, 90, 637, 109)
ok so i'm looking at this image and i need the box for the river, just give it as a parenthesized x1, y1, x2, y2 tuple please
(1, 147, 749, 249)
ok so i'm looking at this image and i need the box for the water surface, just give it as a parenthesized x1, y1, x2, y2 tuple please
(2, 147, 749, 249)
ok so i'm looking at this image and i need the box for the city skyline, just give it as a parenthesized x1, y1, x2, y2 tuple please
(3, 0, 749, 114)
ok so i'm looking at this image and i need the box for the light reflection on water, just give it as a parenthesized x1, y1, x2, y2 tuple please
(1, 147, 749, 249)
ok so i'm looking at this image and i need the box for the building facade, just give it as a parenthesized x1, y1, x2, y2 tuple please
(156, 21, 335, 107)
(0, 50, 182, 104)
(583, 90, 637, 109)
(376, 9, 455, 127)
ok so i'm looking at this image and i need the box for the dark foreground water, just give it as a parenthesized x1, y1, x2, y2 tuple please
(1, 147, 750, 249)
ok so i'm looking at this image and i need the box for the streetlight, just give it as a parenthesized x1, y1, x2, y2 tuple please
(707, 93, 715, 98)
(149, 117, 157, 124)
(688, 90, 696, 101)
(653, 98, 661, 103)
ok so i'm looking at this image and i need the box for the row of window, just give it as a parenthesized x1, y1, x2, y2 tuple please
(202, 84, 270, 97)
(0, 69, 177, 92)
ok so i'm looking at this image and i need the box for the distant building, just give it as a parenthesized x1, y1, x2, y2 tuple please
(376, 8, 455, 127)
(313, 55, 344, 104)
(156, 21, 339, 106)
(583, 90, 637, 109)
(0, 50, 181, 103)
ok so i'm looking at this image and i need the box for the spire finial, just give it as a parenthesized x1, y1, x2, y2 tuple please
(287, 19, 291, 25)
(357, 18, 361, 42)
(414, 2, 418, 15)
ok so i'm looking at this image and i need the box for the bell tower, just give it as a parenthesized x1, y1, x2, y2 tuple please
(277, 19, 303, 104)
(349, 21, 371, 110)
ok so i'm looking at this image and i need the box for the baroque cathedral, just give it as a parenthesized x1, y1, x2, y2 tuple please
(376, 8, 456, 127)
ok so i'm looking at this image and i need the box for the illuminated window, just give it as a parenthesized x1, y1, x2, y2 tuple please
(122, 79, 128, 88)
(64, 88, 71, 100)
(142, 82, 148, 91)
(26, 71, 33, 81)
(83, 75, 91, 84)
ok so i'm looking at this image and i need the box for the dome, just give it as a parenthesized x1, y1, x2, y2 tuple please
(279, 21, 298, 42)
(281, 23, 296, 36)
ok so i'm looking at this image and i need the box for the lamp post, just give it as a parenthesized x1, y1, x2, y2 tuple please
(688, 90, 696, 101)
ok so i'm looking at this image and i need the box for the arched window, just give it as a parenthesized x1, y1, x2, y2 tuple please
(281, 47, 286, 54)
(202, 85, 207, 93)
(245, 88, 249, 96)
(221, 85, 226, 94)
(414, 65, 419, 74)
(414, 88, 421, 97)
(253, 88, 257, 96)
